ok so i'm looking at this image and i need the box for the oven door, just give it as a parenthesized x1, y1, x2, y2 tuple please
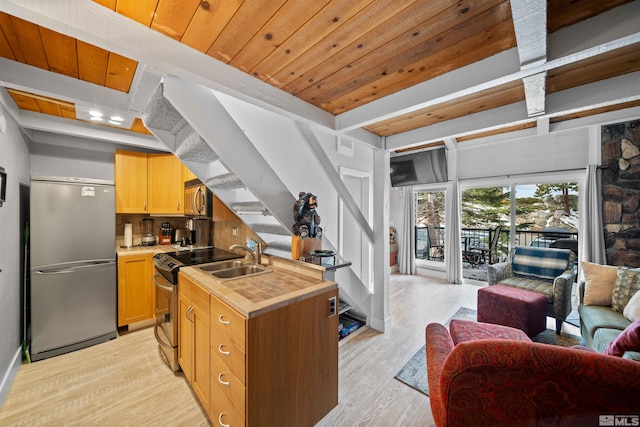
(153, 270, 179, 370)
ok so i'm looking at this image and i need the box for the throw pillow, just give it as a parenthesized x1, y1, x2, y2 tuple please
(611, 267, 640, 313)
(623, 290, 640, 322)
(581, 261, 618, 306)
(604, 319, 640, 357)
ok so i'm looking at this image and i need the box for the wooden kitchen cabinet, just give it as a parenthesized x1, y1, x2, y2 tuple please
(178, 275, 211, 409)
(115, 150, 148, 213)
(117, 253, 154, 327)
(209, 287, 338, 427)
(148, 153, 184, 215)
(183, 163, 198, 183)
(114, 150, 184, 215)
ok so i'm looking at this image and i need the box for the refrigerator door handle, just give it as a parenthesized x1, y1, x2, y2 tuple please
(33, 259, 116, 275)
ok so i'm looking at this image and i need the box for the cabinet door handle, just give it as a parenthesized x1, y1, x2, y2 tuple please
(217, 373, 230, 386)
(143, 202, 147, 211)
(186, 306, 194, 322)
(218, 315, 231, 325)
(177, 201, 180, 211)
(218, 413, 230, 427)
(218, 344, 230, 356)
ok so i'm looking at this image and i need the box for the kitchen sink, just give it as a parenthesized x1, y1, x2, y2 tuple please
(199, 260, 248, 272)
(211, 265, 271, 280)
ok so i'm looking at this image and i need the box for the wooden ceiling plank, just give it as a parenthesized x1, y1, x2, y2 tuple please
(271, 0, 420, 90)
(8, 90, 41, 112)
(394, 141, 445, 154)
(0, 12, 20, 61)
(280, 0, 454, 95)
(366, 80, 524, 136)
(456, 122, 536, 141)
(114, 0, 159, 27)
(549, 99, 640, 123)
(36, 98, 63, 117)
(297, 0, 510, 107)
(547, 0, 632, 34)
(547, 43, 640, 94)
(180, 0, 244, 54)
(324, 16, 516, 115)
(105, 52, 138, 93)
(39, 27, 79, 79)
(130, 117, 152, 134)
(60, 104, 77, 120)
(92, 0, 116, 9)
(249, 0, 375, 85)
(206, 0, 288, 63)
(77, 40, 109, 86)
(230, 0, 332, 73)
(150, 0, 200, 41)
(9, 15, 48, 69)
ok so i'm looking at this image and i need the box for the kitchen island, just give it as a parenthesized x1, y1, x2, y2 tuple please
(178, 254, 339, 427)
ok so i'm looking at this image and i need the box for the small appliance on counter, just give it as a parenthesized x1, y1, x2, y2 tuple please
(159, 222, 172, 245)
(141, 218, 156, 246)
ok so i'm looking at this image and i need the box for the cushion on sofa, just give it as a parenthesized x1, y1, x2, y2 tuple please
(594, 328, 626, 353)
(611, 267, 640, 313)
(623, 290, 640, 322)
(581, 261, 618, 306)
(578, 304, 631, 337)
(604, 319, 640, 358)
(511, 247, 572, 281)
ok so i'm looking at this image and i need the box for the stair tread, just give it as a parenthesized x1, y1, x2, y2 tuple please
(207, 173, 244, 189)
(175, 125, 218, 163)
(251, 223, 291, 236)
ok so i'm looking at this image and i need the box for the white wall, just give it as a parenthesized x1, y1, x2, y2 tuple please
(0, 106, 31, 406)
(30, 142, 116, 181)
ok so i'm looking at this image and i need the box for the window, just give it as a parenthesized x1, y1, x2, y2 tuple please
(415, 190, 446, 261)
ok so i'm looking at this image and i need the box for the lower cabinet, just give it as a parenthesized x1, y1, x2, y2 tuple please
(178, 275, 211, 408)
(210, 287, 339, 427)
(117, 253, 153, 327)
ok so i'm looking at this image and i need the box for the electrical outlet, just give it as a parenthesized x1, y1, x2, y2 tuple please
(328, 296, 336, 317)
(232, 227, 238, 237)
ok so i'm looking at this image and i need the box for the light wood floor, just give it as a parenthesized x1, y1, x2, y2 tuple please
(0, 274, 483, 426)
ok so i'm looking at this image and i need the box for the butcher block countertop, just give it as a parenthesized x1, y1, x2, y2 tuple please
(179, 255, 337, 318)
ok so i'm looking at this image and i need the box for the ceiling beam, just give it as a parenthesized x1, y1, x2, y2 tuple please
(17, 110, 164, 150)
(337, 0, 640, 132)
(386, 71, 640, 150)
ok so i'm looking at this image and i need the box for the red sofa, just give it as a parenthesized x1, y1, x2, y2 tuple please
(426, 321, 640, 427)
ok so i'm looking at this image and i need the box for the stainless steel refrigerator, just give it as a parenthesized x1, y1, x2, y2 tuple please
(30, 176, 117, 361)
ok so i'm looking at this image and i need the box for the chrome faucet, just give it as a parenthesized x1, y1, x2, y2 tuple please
(229, 242, 262, 265)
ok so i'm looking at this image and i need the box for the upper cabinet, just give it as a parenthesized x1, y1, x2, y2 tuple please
(115, 150, 185, 215)
(115, 150, 148, 213)
(183, 164, 198, 183)
(148, 153, 183, 215)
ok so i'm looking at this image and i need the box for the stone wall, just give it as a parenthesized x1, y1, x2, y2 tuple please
(601, 120, 640, 267)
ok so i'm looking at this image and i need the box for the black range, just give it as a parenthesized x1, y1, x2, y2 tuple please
(154, 247, 243, 284)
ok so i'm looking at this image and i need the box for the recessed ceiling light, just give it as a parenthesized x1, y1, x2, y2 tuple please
(110, 115, 123, 122)
(89, 110, 103, 118)
(90, 116, 103, 121)
(108, 120, 122, 125)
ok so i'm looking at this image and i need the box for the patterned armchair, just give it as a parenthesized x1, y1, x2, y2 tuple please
(487, 246, 575, 334)
(426, 322, 640, 427)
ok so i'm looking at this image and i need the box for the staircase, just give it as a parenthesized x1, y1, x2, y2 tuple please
(143, 75, 378, 322)
(143, 80, 293, 258)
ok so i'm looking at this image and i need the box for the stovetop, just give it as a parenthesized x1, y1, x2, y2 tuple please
(154, 247, 243, 283)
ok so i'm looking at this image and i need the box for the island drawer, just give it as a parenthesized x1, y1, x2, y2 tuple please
(210, 296, 246, 351)
(211, 323, 246, 384)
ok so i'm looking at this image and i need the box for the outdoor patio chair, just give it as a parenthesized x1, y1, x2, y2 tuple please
(469, 225, 503, 265)
(427, 225, 444, 260)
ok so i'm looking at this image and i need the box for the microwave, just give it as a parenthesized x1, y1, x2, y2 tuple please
(184, 179, 212, 217)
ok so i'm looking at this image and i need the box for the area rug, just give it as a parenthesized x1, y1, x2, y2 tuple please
(394, 307, 582, 397)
